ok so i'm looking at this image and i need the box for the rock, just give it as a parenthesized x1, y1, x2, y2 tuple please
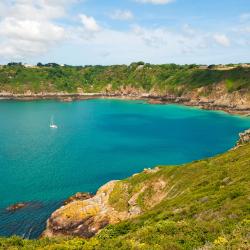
(43, 176, 164, 238)
(42, 172, 170, 239)
(228, 214, 238, 219)
(128, 186, 147, 208)
(233, 129, 250, 149)
(143, 167, 160, 174)
(63, 192, 93, 205)
(60, 97, 73, 102)
(6, 202, 29, 212)
(132, 173, 139, 177)
(237, 129, 250, 145)
(173, 208, 184, 214)
(6, 202, 44, 212)
(42, 181, 125, 238)
(129, 206, 141, 216)
(199, 197, 209, 203)
(221, 177, 231, 185)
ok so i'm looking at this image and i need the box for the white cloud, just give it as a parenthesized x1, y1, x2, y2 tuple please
(237, 26, 250, 33)
(135, 0, 175, 4)
(0, 18, 64, 42)
(74, 24, 209, 62)
(69, 24, 243, 65)
(243, 27, 250, 33)
(240, 13, 250, 22)
(213, 34, 231, 47)
(110, 10, 134, 21)
(182, 24, 196, 36)
(79, 14, 101, 32)
(0, 0, 68, 59)
(131, 24, 210, 54)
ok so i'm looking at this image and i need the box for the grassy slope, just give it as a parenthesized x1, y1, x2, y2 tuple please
(0, 143, 249, 249)
(0, 64, 250, 94)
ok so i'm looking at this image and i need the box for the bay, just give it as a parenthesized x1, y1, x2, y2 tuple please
(0, 99, 249, 238)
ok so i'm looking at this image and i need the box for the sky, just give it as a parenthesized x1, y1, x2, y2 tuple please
(0, 0, 250, 65)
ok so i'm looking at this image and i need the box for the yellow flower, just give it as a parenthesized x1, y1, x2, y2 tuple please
(214, 236, 228, 245)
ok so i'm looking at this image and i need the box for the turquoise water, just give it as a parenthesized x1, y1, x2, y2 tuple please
(0, 99, 250, 238)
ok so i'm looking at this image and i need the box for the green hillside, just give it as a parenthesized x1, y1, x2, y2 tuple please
(1, 143, 249, 249)
(1, 63, 250, 94)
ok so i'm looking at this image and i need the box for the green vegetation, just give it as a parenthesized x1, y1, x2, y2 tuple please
(1, 143, 249, 249)
(0, 63, 250, 94)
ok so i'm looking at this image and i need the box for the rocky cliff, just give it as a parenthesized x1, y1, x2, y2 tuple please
(1, 82, 249, 115)
(147, 83, 250, 115)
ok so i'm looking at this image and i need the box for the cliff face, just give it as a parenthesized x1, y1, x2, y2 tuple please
(182, 83, 250, 109)
(147, 83, 250, 115)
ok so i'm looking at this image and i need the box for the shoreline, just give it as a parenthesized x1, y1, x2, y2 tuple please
(0, 92, 249, 116)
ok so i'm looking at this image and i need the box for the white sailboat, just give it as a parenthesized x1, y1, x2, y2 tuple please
(50, 116, 58, 129)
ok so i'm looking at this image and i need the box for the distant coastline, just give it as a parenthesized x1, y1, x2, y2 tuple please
(0, 92, 249, 116)
(0, 63, 249, 116)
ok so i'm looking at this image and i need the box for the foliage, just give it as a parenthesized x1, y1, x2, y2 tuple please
(0, 64, 249, 94)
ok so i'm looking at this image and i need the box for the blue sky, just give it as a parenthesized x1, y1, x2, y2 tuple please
(0, 0, 250, 65)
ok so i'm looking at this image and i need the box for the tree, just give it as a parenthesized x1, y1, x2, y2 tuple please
(208, 64, 216, 69)
(7, 62, 23, 67)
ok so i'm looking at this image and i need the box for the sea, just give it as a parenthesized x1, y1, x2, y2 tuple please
(0, 99, 250, 238)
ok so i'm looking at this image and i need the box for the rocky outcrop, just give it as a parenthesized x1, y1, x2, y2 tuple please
(43, 166, 167, 239)
(63, 192, 93, 205)
(235, 129, 250, 148)
(43, 181, 127, 238)
(6, 202, 43, 212)
(6, 202, 29, 212)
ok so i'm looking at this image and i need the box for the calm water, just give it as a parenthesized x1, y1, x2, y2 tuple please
(0, 99, 250, 238)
